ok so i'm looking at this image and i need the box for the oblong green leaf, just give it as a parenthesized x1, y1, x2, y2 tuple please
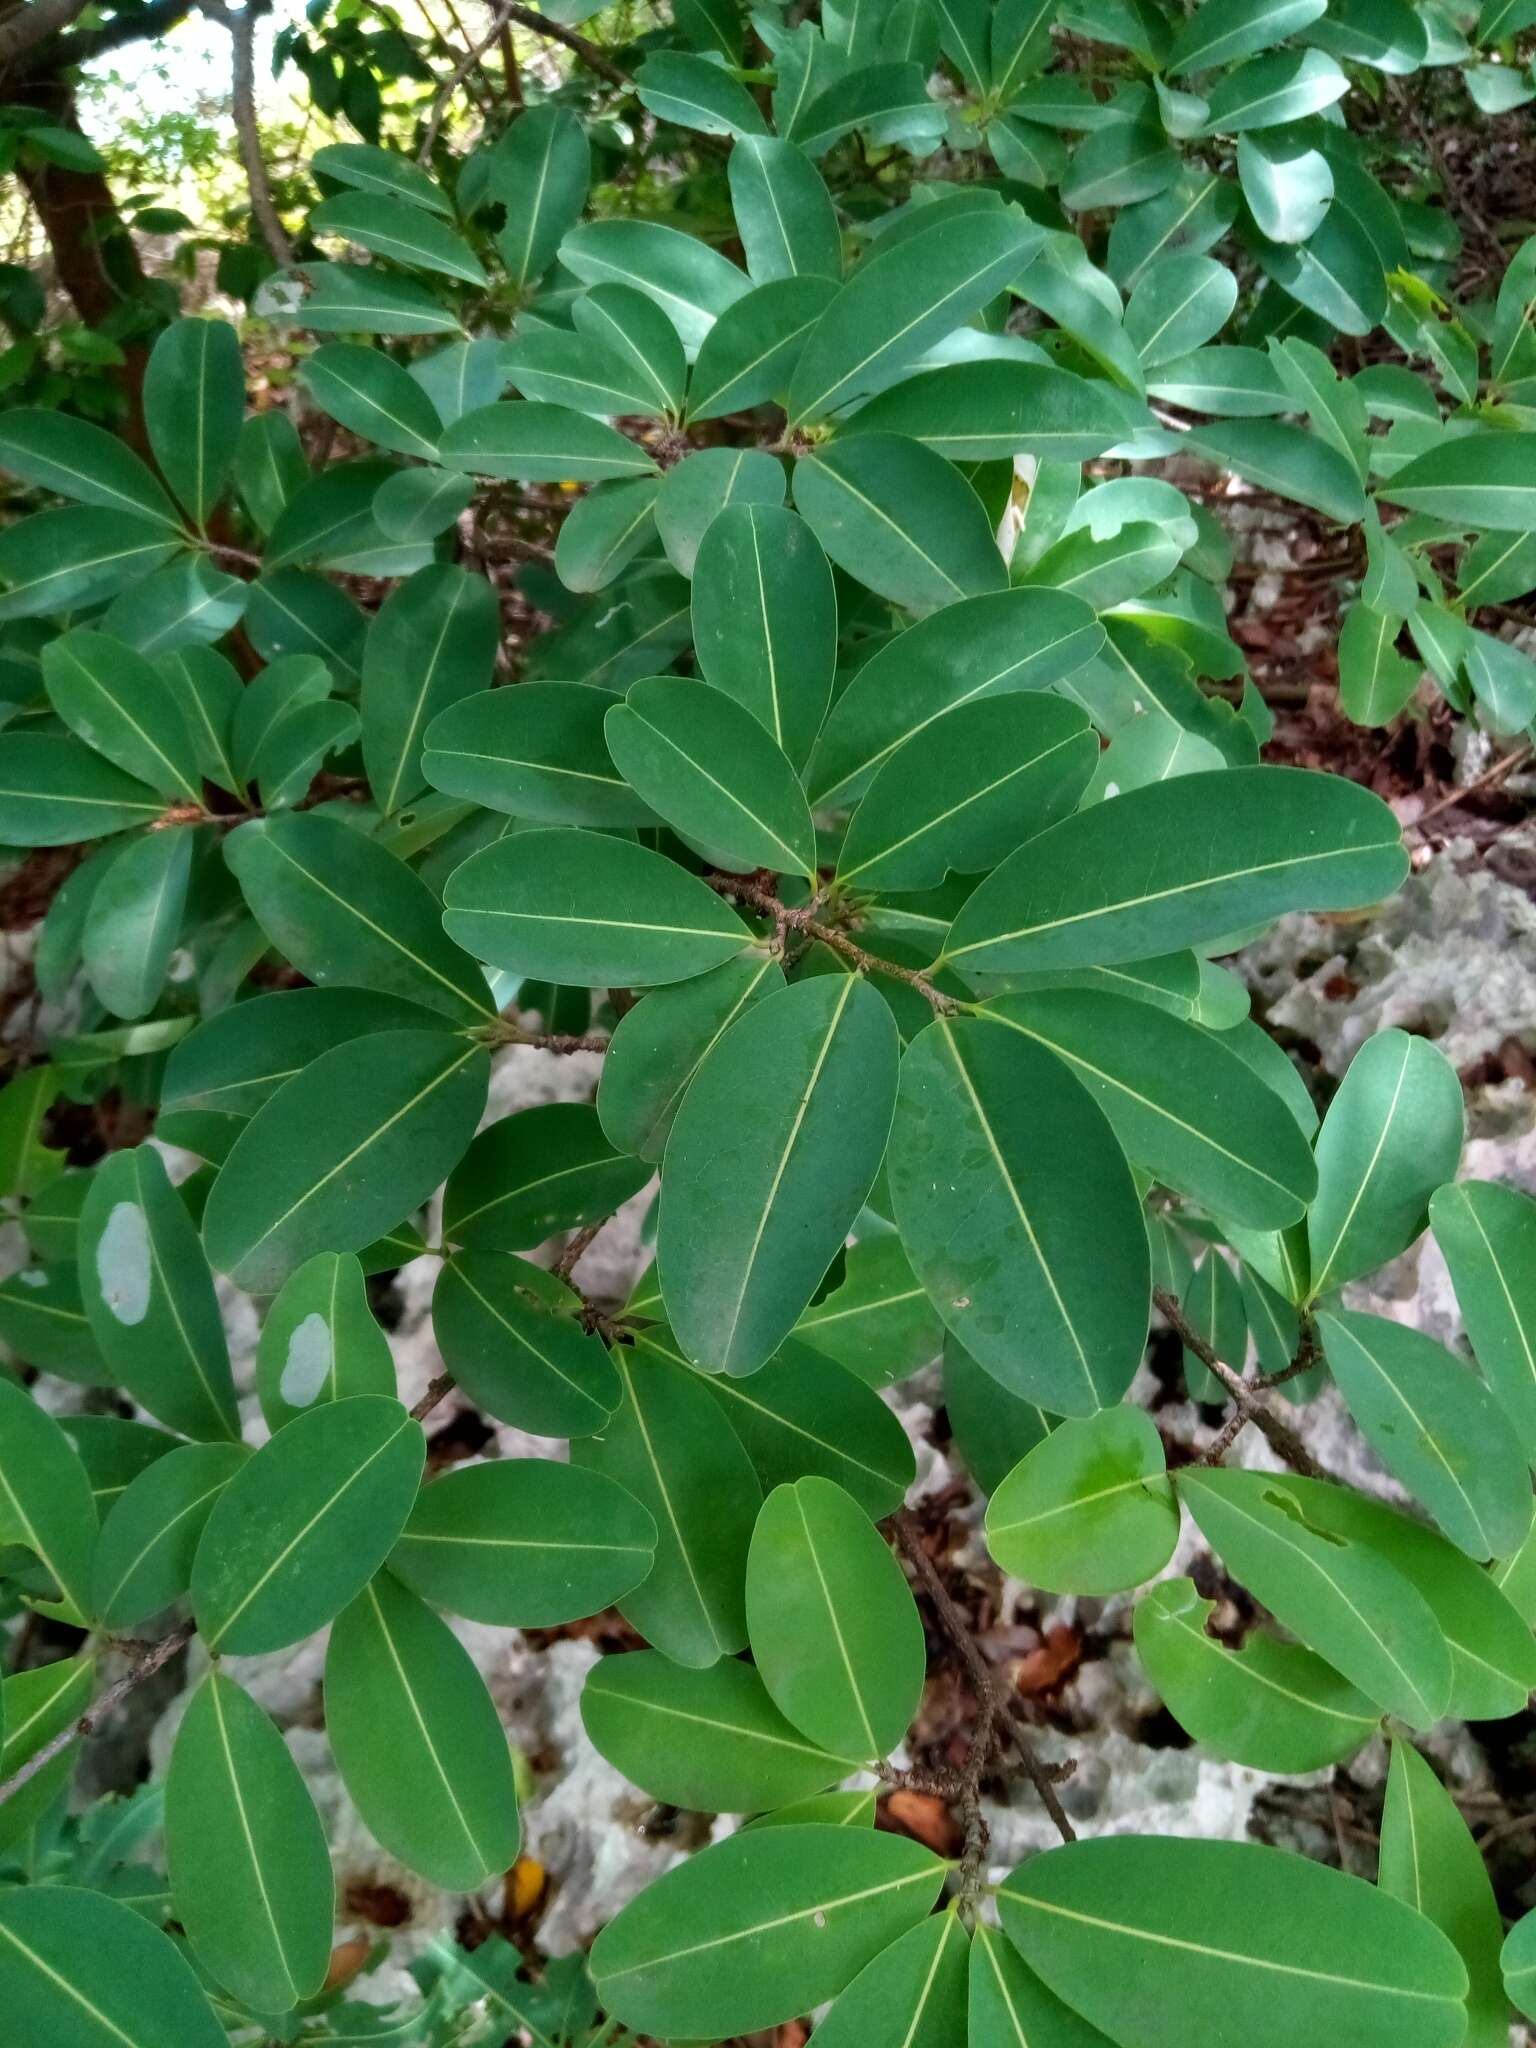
(794, 434, 1006, 611)
(982, 989, 1318, 1228)
(844, 359, 1148, 460)
(192, 1395, 425, 1653)
(561, 218, 750, 356)
(361, 562, 498, 819)
(42, 627, 201, 800)
(686, 275, 839, 422)
(201, 1029, 488, 1294)
(0, 1887, 225, 2048)
(433, 1251, 621, 1436)
(166, 1671, 333, 2011)
(144, 317, 244, 526)
(438, 401, 655, 483)
(691, 503, 836, 767)
(1381, 1740, 1506, 2048)
(606, 676, 818, 880)
(442, 1102, 649, 1252)
(590, 1825, 946, 2039)
(79, 1144, 239, 1443)
(1306, 1030, 1464, 1301)
(311, 191, 484, 284)
(728, 135, 842, 282)
(0, 408, 181, 527)
(1133, 1576, 1379, 1771)
(747, 1476, 925, 1760)
(571, 1346, 760, 1665)
(81, 827, 191, 1021)
(0, 1378, 97, 1619)
(944, 767, 1407, 977)
(999, 1836, 1467, 2048)
(659, 976, 900, 1377)
(1430, 1178, 1536, 1465)
(889, 1017, 1150, 1416)
(813, 1911, 971, 2048)
(581, 1648, 851, 1811)
(254, 1251, 396, 1431)
(0, 507, 179, 622)
(488, 106, 589, 287)
(987, 1405, 1179, 1594)
(1379, 432, 1536, 531)
(1318, 1308, 1531, 1560)
(442, 826, 751, 986)
(326, 1571, 521, 1890)
(92, 1440, 248, 1629)
(0, 733, 161, 845)
(389, 1458, 655, 1625)
(423, 680, 650, 827)
(1177, 1466, 1452, 1726)
(225, 811, 495, 1023)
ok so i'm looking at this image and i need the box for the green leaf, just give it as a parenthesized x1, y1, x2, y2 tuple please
(655, 445, 786, 577)
(0, 733, 161, 845)
(658, 976, 899, 1377)
(81, 828, 191, 1021)
(314, 141, 452, 214)
(361, 563, 497, 820)
(553, 475, 660, 592)
(433, 1251, 620, 1436)
(42, 628, 201, 800)
(795, 434, 1006, 611)
(92, 1440, 247, 1629)
(192, 1395, 424, 1653)
(0, 1378, 97, 1619)
(0, 1886, 225, 2048)
(442, 826, 750, 986)
(746, 1476, 923, 1759)
(1176, 1466, 1452, 1725)
(437, 401, 655, 483)
(245, 570, 366, 684)
(166, 1671, 333, 2010)
(255, 1251, 396, 1431)
(636, 49, 768, 136)
(1169, 0, 1327, 72)
(326, 1571, 520, 1890)
(808, 587, 1101, 809)
(671, 1327, 916, 1516)
(686, 275, 839, 423)
(1381, 1740, 1506, 2048)
(999, 1835, 1467, 2048)
(300, 342, 442, 460)
(1307, 1030, 1464, 1300)
(225, 810, 496, 1022)
(1147, 343, 1288, 414)
(0, 1656, 96, 1849)
(389, 1457, 656, 1625)
(982, 989, 1317, 1228)
(969, 1919, 1115, 2048)
(423, 680, 651, 827)
(728, 135, 842, 282)
(795, 1234, 945, 1389)
(1201, 47, 1349, 133)
(374, 464, 474, 542)
(1430, 1179, 1536, 1465)
(590, 1825, 946, 2039)
(838, 693, 1096, 893)
(1124, 254, 1236, 367)
(143, 318, 243, 528)
(1504, 1911, 1536, 2023)
(845, 360, 1148, 462)
(581, 1648, 852, 1811)
(1379, 432, 1536, 531)
(561, 218, 750, 356)
(1337, 601, 1419, 725)
(572, 1345, 760, 1665)
(201, 1029, 488, 1294)
(605, 676, 818, 880)
(78, 1144, 239, 1442)
(0, 1064, 63, 1201)
(943, 766, 1406, 977)
(104, 554, 246, 657)
(0, 507, 180, 622)
(294, 261, 466, 337)
(987, 1405, 1179, 1594)
(692, 503, 836, 767)
(1181, 419, 1367, 523)
(1238, 131, 1334, 245)
(488, 106, 590, 288)
(1062, 120, 1180, 211)
(573, 282, 690, 421)
(441, 1104, 644, 1255)
(0, 408, 180, 527)
(1317, 1308, 1531, 1560)
(312, 191, 484, 284)
(1133, 1576, 1379, 1771)
(889, 1016, 1149, 1416)
(814, 1911, 971, 2048)
(505, 328, 669, 421)
(598, 955, 785, 1163)
(788, 209, 1040, 425)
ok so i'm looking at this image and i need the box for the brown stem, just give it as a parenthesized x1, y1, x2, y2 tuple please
(707, 876, 960, 1015)
(0, 1621, 193, 1813)
(553, 1214, 610, 1284)
(199, 0, 292, 270)
(892, 1510, 1076, 1855)
(1156, 1287, 1327, 1481)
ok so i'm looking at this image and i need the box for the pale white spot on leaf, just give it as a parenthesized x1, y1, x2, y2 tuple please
(280, 1311, 332, 1408)
(96, 1201, 151, 1325)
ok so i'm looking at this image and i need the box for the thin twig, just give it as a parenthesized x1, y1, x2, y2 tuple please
(1412, 741, 1533, 833)
(553, 1214, 609, 1284)
(1156, 1288, 1326, 1480)
(199, 0, 293, 269)
(418, 0, 628, 162)
(708, 876, 960, 1015)
(0, 1621, 193, 1812)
